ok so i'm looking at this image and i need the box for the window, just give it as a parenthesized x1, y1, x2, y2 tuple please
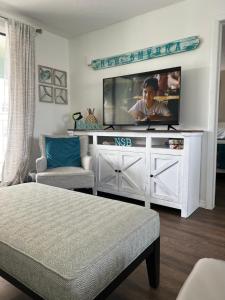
(0, 31, 7, 178)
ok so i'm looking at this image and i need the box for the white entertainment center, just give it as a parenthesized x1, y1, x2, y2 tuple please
(69, 130, 203, 218)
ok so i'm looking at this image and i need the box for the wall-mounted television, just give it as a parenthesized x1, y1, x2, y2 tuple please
(103, 66, 181, 126)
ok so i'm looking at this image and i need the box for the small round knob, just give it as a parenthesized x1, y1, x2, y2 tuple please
(150, 174, 154, 177)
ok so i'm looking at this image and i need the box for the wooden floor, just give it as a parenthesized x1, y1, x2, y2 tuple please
(108, 205, 225, 300)
(1, 205, 225, 300)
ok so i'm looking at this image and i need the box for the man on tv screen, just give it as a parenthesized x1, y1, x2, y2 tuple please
(128, 73, 180, 122)
(128, 77, 171, 122)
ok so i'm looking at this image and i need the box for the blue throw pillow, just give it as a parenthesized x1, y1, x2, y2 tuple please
(45, 137, 81, 169)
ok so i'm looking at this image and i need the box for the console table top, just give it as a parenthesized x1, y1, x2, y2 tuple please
(68, 129, 203, 133)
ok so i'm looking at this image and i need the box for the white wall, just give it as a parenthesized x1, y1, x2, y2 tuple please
(31, 31, 70, 167)
(219, 27, 225, 122)
(35, 32, 70, 137)
(218, 71, 225, 122)
(221, 25, 225, 70)
(68, 0, 225, 206)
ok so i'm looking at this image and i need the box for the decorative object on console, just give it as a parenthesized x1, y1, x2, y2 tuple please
(72, 110, 102, 130)
(90, 36, 200, 70)
(114, 137, 132, 147)
(39, 85, 53, 103)
(53, 69, 67, 88)
(54, 87, 68, 104)
(73, 112, 83, 130)
(168, 139, 184, 149)
(38, 65, 53, 84)
(73, 108, 103, 130)
(85, 108, 98, 123)
(76, 119, 103, 130)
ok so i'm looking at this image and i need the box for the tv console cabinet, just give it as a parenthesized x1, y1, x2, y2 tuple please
(68, 130, 203, 218)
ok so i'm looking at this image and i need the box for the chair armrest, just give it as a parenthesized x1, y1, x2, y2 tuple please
(36, 156, 47, 173)
(81, 155, 93, 170)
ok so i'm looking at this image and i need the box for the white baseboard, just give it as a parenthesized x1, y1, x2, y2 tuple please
(199, 199, 207, 209)
(199, 199, 214, 210)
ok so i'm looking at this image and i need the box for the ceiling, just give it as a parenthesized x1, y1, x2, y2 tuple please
(0, 0, 184, 38)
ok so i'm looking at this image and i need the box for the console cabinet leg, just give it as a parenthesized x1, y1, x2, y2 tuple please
(92, 186, 97, 195)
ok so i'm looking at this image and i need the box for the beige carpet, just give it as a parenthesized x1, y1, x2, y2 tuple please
(0, 277, 31, 300)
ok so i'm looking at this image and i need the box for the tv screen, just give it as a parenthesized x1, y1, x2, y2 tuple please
(103, 66, 181, 126)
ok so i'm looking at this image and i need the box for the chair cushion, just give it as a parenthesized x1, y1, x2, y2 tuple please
(45, 136, 81, 169)
(36, 167, 94, 189)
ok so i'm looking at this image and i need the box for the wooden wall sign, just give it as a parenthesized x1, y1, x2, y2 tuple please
(90, 36, 200, 70)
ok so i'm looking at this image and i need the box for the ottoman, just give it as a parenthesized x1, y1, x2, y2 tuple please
(0, 183, 160, 300)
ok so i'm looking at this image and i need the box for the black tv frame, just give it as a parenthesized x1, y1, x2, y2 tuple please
(103, 66, 181, 127)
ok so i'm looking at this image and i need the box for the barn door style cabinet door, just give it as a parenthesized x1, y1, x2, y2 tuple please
(148, 134, 202, 217)
(97, 149, 146, 201)
(150, 153, 182, 207)
(119, 151, 146, 197)
(97, 150, 119, 192)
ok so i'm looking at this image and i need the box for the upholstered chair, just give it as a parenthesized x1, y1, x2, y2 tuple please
(36, 135, 96, 194)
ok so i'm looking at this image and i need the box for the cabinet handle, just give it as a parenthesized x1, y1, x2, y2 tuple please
(115, 169, 118, 173)
(118, 170, 121, 173)
(150, 174, 154, 177)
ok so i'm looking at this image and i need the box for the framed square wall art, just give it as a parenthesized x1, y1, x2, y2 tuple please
(54, 88, 68, 105)
(38, 65, 53, 85)
(53, 69, 67, 88)
(39, 85, 53, 103)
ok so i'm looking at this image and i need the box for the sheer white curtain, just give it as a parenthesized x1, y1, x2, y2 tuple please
(1, 19, 36, 185)
(0, 20, 7, 180)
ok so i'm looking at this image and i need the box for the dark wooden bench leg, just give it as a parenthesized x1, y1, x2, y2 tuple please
(146, 237, 160, 288)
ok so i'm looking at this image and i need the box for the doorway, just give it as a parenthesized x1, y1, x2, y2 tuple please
(215, 24, 225, 207)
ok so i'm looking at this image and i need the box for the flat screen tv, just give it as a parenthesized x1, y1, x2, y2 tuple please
(103, 66, 181, 126)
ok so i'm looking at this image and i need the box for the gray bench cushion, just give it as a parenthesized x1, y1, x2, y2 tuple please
(0, 183, 160, 300)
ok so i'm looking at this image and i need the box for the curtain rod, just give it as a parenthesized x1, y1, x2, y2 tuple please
(0, 15, 42, 34)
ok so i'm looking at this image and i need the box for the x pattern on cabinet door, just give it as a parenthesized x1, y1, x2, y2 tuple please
(150, 154, 181, 203)
(97, 151, 118, 191)
(120, 153, 146, 196)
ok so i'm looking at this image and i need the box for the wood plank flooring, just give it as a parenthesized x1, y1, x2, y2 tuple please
(1, 205, 225, 300)
(109, 205, 225, 300)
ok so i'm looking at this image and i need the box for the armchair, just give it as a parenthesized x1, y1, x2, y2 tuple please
(36, 135, 96, 194)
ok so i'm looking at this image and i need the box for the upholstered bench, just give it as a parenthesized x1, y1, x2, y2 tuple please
(0, 183, 160, 300)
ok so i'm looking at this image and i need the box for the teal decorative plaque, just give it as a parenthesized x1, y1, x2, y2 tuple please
(76, 119, 103, 130)
(90, 36, 200, 70)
